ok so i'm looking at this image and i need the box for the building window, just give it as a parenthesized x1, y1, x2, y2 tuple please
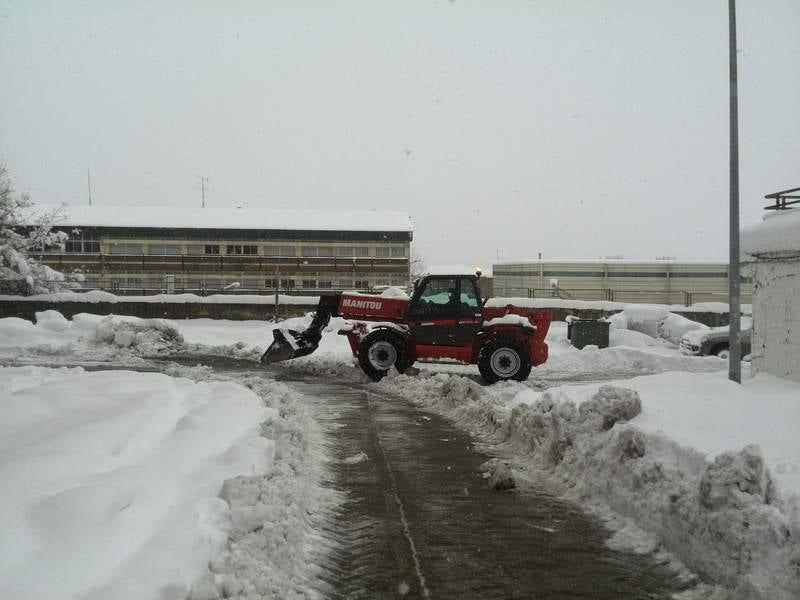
(302, 279, 317, 289)
(108, 243, 143, 255)
(340, 279, 369, 290)
(265, 278, 294, 290)
(80, 275, 99, 288)
(64, 233, 100, 254)
(263, 245, 296, 257)
(336, 246, 369, 257)
(375, 246, 405, 258)
(196, 279, 220, 292)
(109, 275, 143, 289)
(301, 246, 334, 257)
(226, 245, 257, 255)
(150, 243, 181, 255)
(205, 245, 220, 255)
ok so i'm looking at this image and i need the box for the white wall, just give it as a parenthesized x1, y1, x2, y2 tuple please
(752, 260, 800, 383)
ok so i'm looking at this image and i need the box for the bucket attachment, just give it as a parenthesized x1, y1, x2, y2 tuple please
(260, 294, 337, 366)
(260, 328, 320, 365)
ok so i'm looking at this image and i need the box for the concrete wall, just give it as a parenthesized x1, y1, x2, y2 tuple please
(0, 300, 311, 322)
(0, 299, 732, 328)
(751, 260, 800, 383)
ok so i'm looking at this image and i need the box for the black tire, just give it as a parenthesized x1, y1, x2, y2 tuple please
(711, 343, 730, 359)
(478, 337, 532, 384)
(358, 329, 409, 381)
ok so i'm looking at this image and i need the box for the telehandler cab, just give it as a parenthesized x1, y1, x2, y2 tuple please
(261, 270, 550, 383)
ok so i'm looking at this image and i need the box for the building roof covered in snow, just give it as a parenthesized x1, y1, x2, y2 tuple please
(35, 204, 414, 234)
(742, 209, 800, 258)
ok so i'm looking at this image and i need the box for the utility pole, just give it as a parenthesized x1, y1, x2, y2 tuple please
(199, 176, 208, 208)
(728, 0, 742, 383)
(87, 169, 93, 206)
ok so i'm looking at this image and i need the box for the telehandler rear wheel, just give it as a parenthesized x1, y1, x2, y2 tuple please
(478, 337, 532, 384)
(358, 329, 409, 381)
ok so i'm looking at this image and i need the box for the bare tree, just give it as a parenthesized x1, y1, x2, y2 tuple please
(0, 164, 68, 294)
(410, 248, 427, 281)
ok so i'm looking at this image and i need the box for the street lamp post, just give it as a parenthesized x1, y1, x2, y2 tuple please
(728, 0, 742, 383)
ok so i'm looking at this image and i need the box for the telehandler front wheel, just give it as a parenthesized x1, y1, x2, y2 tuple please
(358, 329, 409, 381)
(478, 337, 532, 384)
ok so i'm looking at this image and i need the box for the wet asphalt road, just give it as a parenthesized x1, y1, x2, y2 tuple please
(274, 373, 690, 599)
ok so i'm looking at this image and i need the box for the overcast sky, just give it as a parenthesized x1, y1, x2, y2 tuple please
(1, 0, 798, 267)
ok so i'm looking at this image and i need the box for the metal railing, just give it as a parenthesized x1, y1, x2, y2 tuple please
(764, 186, 800, 211)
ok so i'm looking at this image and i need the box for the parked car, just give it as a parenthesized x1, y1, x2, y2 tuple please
(679, 316, 752, 358)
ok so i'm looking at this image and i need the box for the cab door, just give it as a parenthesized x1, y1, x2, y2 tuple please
(451, 277, 483, 345)
(408, 276, 482, 346)
(408, 276, 460, 345)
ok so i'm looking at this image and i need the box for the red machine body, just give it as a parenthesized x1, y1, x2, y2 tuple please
(262, 272, 550, 383)
(335, 276, 550, 382)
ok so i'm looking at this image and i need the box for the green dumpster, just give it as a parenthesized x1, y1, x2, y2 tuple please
(567, 318, 610, 349)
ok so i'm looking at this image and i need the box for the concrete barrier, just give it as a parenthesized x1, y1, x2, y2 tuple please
(0, 299, 731, 328)
(0, 300, 313, 322)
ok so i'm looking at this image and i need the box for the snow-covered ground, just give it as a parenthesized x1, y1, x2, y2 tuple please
(0, 315, 340, 599)
(1, 308, 798, 598)
(0, 367, 273, 599)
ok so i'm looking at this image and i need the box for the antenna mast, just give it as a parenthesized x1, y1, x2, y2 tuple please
(199, 176, 208, 208)
(87, 169, 93, 206)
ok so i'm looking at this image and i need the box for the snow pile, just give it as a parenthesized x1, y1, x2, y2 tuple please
(538, 323, 725, 378)
(33, 309, 71, 331)
(93, 315, 185, 354)
(0, 366, 274, 600)
(484, 314, 535, 329)
(167, 369, 340, 599)
(608, 305, 708, 345)
(609, 327, 665, 350)
(373, 370, 800, 599)
(742, 209, 800, 257)
(0, 311, 186, 362)
(378, 285, 410, 298)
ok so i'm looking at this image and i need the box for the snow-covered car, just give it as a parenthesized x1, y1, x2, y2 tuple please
(679, 316, 752, 358)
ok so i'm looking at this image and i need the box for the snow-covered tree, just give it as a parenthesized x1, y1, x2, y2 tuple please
(0, 164, 68, 294)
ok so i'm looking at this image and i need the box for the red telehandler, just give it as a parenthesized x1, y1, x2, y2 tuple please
(261, 270, 550, 383)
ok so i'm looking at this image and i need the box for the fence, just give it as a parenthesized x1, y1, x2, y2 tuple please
(493, 286, 749, 307)
(0, 279, 387, 298)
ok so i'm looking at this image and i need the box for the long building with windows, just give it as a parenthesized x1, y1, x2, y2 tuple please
(493, 259, 752, 305)
(33, 205, 413, 294)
